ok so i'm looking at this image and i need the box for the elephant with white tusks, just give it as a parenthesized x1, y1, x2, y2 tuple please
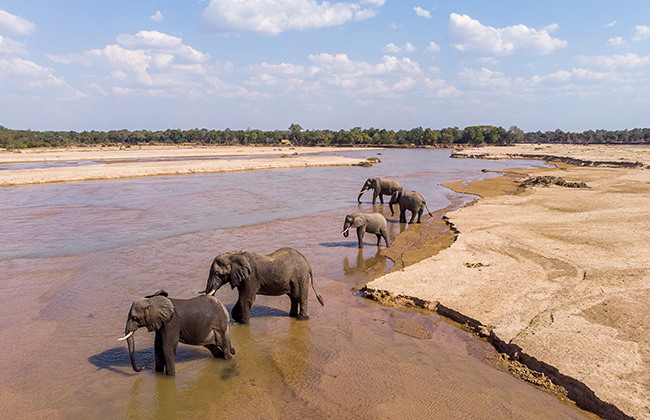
(389, 190, 433, 224)
(120, 289, 235, 376)
(342, 212, 390, 249)
(203, 247, 324, 324)
(357, 177, 403, 204)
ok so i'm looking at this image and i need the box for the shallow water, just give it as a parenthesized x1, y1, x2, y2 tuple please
(0, 149, 598, 419)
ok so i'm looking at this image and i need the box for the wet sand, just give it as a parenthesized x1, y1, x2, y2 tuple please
(0, 146, 368, 186)
(367, 144, 650, 420)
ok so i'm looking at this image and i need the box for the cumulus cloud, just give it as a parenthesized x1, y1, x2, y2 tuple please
(426, 41, 440, 53)
(0, 35, 27, 54)
(607, 37, 627, 47)
(198, 0, 383, 35)
(447, 13, 567, 56)
(383, 42, 416, 54)
(577, 53, 650, 71)
(150, 11, 164, 22)
(0, 10, 35, 36)
(414, 7, 431, 19)
(632, 25, 650, 42)
(48, 31, 210, 88)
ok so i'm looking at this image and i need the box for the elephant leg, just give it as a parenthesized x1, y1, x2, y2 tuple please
(356, 227, 365, 248)
(289, 296, 299, 318)
(416, 207, 423, 223)
(154, 332, 165, 372)
(379, 194, 384, 205)
(297, 277, 310, 320)
(221, 329, 235, 358)
(375, 233, 382, 246)
(162, 334, 178, 376)
(381, 228, 390, 248)
(409, 210, 417, 224)
(232, 300, 243, 323)
(233, 295, 253, 324)
(205, 344, 224, 358)
(372, 191, 378, 204)
(400, 209, 407, 223)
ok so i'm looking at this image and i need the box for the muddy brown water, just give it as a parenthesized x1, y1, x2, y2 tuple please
(0, 149, 599, 419)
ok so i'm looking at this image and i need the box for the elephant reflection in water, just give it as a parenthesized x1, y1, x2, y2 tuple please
(343, 248, 388, 278)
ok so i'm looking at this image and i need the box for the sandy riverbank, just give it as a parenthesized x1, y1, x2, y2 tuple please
(0, 146, 370, 186)
(366, 144, 650, 420)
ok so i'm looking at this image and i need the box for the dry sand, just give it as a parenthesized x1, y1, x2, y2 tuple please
(0, 146, 368, 186)
(366, 144, 650, 420)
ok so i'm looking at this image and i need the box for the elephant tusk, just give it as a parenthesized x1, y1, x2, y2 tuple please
(119, 331, 134, 341)
(208, 289, 216, 296)
(342, 228, 349, 235)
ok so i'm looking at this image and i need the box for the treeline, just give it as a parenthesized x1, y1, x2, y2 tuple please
(2, 124, 650, 149)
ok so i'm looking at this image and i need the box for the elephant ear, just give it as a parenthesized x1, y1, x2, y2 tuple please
(390, 191, 401, 203)
(143, 296, 174, 332)
(229, 256, 251, 289)
(144, 289, 168, 298)
(351, 214, 366, 229)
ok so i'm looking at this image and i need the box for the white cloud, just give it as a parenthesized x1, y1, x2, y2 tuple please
(0, 10, 35, 36)
(577, 53, 650, 71)
(604, 21, 616, 28)
(632, 25, 650, 42)
(383, 43, 401, 53)
(309, 53, 421, 75)
(116, 31, 209, 63)
(414, 7, 431, 19)
(448, 13, 567, 56)
(150, 11, 164, 22)
(198, 0, 383, 35)
(0, 35, 27, 54)
(426, 41, 440, 53)
(606, 37, 627, 47)
(382, 42, 416, 54)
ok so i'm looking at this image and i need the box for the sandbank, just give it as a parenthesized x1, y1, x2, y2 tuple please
(366, 144, 650, 419)
(0, 146, 370, 186)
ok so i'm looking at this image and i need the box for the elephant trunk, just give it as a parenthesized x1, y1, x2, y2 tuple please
(357, 192, 365, 203)
(342, 223, 351, 237)
(123, 320, 143, 372)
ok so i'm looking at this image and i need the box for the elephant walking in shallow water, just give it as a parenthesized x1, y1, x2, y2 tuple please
(120, 289, 234, 376)
(389, 190, 432, 224)
(204, 247, 324, 324)
(357, 177, 402, 204)
(342, 212, 390, 249)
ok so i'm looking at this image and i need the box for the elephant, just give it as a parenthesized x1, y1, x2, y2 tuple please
(120, 289, 235, 376)
(357, 177, 403, 204)
(389, 190, 433, 224)
(203, 247, 324, 324)
(342, 212, 390, 249)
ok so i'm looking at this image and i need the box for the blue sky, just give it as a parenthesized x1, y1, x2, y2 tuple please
(1, 1, 649, 133)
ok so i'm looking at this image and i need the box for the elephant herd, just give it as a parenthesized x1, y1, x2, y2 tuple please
(120, 176, 430, 375)
(349, 177, 432, 248)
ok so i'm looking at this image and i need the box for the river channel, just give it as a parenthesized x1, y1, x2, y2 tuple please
(0, 149, 600, 419)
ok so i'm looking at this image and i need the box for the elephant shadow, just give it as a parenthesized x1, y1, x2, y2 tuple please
(88, 345, 212, 375)
(225, 304, 289, 319)
(319, 241, 380, 248)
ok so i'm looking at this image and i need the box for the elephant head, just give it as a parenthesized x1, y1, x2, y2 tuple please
(389, 191, 402, 216)
(342, 212, 366, 237)
(357, 178, 379, 202)
(119, 289, 174, 372)
(205, 251, 251, 295)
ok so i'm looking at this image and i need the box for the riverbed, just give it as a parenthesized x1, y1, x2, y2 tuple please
(0, 149, 599, 419)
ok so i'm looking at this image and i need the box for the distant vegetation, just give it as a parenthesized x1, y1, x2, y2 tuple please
(2, 123, 650, 149)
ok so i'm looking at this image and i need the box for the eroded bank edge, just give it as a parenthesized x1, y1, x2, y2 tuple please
(358, 167, 633, 420)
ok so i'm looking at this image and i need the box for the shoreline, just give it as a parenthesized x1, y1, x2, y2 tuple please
(0, 146, 371, 186)
(365, 144, 650, 420)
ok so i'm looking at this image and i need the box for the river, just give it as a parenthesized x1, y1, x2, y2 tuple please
(0, 149, 599, 419)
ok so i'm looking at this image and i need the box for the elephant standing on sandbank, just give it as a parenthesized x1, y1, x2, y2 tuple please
(357, 177, 403, 204)
(204, 247, 323, 324)
(342, 212, 390, 249)
(389, 190, 433, 224)
(120, 289, 235, 376)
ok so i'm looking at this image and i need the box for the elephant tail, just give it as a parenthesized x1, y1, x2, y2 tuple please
(310, 271, 324, 306)
(424, 202, 433, 217)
